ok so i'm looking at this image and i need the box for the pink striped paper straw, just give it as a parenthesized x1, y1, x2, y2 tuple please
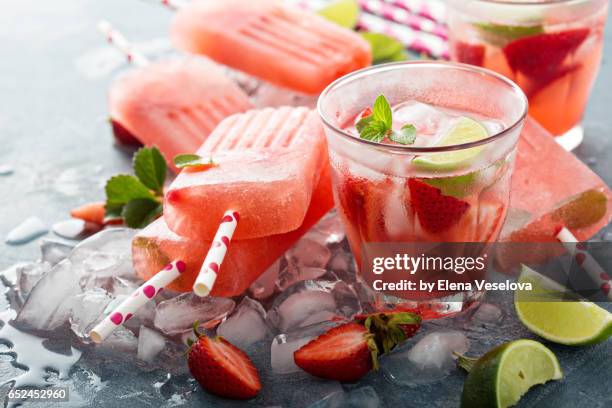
(556, 227, 612, 301)
(97, 20, 150, 67)
(89, 260, 186, 343)
(358, 12, 449, 59)
(358, 0, 448, 39)
(383, 0, 447, 24)
(193, 210, 239, 297)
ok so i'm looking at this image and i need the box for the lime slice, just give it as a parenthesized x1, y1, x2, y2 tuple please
(413, 117, 489, 170)
(515, 265, 612, 345)
(460, 339, 563, 408)
(318, 0, 359, 29)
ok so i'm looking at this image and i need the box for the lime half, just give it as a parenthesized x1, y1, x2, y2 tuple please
(318, 0, 359, 29)
(460, 339, 563, 408)
(413, 117, 489, 170)
(515, 265, 612, 346)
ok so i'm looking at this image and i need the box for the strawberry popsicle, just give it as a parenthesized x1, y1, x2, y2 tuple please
(501, 118, 612, 243)
(133, 161, 334, 297)
(170, 0, 372, 95)
(164, 107, 328, 240)
(109, 56, 252, 169)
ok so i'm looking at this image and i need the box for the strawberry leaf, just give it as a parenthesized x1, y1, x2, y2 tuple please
(121, 198, 162, 228)
(133, 147, 166, 195)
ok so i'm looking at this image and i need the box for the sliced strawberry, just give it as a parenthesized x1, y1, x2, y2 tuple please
(294, 323, 375, 382)
(407, 179, 470, 234)
(503, 28, 590, 83)
(188, 334, 261, 400)
(110, 119, 143, 147)
(454, 42, 486, 66)
(70, 201, 122, 226)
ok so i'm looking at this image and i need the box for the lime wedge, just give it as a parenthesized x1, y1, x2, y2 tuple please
(460, 339, 563, 408)
(413, 117, 489, 170)
(515, 265, 612, 345)
(318, 0, 359, 29)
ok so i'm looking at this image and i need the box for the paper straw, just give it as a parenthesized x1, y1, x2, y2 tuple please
(556, 227, 612, 300)
(357, 12, 450, 59)
(89, 260, 186, 343)
(358, 0, 448, 39)
(97, 20, 150, 67)
(193, 211, 239, 297)
(382, 0, 447, 24)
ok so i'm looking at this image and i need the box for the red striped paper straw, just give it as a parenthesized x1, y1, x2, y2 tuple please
(358, 12, 450, 59)
(90, 260, 186, 343)
(97, 20, 150, 67)
(556, 227, 612, 301)
(382, 0, 447, 24)
(358, 0, 448, 39)
(193, 210, 239, 297)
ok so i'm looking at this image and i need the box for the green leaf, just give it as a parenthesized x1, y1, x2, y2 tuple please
(390, 124, 417, 145)
(121, 198, 162, 228)
(359, 120, 388, 142)
(373, 95, 393, 129)
(105, 175, 155, 209)
(360, 32, 407, 64)
(173, 153, 216, 169)
(474, 23, 544, 46)
(133, 147, 166, 195)
(356, 114, 374, 133)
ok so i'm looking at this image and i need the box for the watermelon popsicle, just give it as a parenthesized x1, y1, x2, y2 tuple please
(164, 107, 328, 240)
(101, 22, 252, 169)
(133, 158, 334, 297)
(169, 0, 372, 95)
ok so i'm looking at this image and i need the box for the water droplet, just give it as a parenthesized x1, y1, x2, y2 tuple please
(52, 219, 87, 239)
(6, 217, 48, 245)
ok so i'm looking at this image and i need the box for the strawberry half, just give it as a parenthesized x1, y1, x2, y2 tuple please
(454, 42, 486, 66)
(503, 28, 590, 82)
(408, 179, 470, 234)
(294, 312, 421, 382)
(187, 324, 261, 400)
(294, 323, 377, 382)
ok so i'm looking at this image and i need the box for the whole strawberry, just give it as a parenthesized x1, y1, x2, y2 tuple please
(294, 312, 421, 382)
(187, 323, 261, 400)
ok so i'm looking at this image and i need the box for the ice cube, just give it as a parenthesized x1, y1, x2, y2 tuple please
(471, 303, 503, 325)
(5, 216, 48, 245)
(17, 262, 51, 299)
(52, 219, 88, 240)
(309, 386, 383, 408)
(249, 259, 281, 300)
(267, 280, 361, 333)
(217, 297, 270, 349)
(96, 326, 138, 354)
(40, 239, 74, 266)
(286, 237, 332, 270)
(82, 276, 138, 297)
(327, 245, 357, 284)
(277, 266, 328, 292)
(69, 289, 114, 339)
(154, 293, 235, 335)
(270, 321, 340, 375)
(310, 210, 346, 246)
(70, 228, 136, 279)
(137, 326, 166, 363)
(383, 330, 469, 386)
(15, 259, 83, 332)
(393, 100, 453, 136)
(0, 164, 13, 176)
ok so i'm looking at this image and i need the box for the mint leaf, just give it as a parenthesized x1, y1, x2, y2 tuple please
(373, 95, 393, 129)
(390, 124, 417, 145)
(360, 32, 407, 65)
(122, 198, 162, 228)
(360, 120, 388, 142)
(356, 114, 374, 133)
(105, 175, 155, 209)
(134, 147, 166, 194)
(173, 154, 216, 169)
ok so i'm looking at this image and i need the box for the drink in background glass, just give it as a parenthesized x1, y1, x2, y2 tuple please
(447, 0, 609, 150)
(317, 62, 528, 317)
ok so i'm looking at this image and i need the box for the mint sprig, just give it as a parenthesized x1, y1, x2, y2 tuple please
(358, 95, 417, 145)
(173, 153, 216, 169)
(104, 146, 166, 228)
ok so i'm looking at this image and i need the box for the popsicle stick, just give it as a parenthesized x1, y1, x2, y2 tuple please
(358, 0, 448, 40)
(357, 12, 450, 59)
(89, 260, 186, 343)
(97, 20, 150, 67)
(556, 227, 612, 300)
(193, 211, 240, 297)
